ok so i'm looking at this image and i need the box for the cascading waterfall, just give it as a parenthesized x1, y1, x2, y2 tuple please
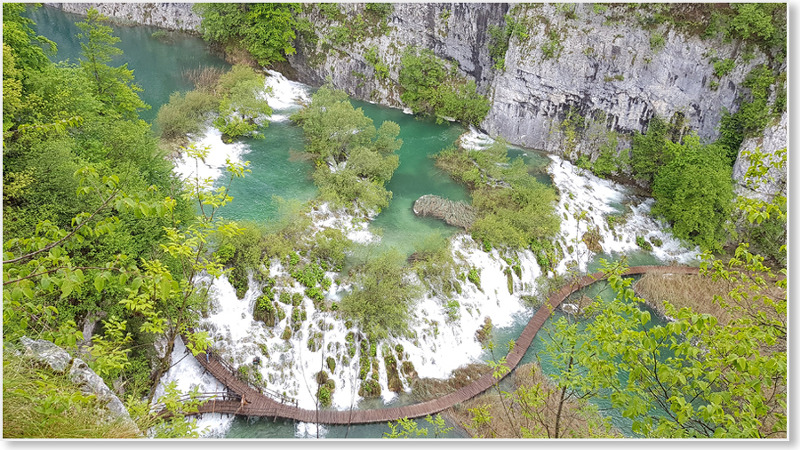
(172, 127, 249, 183)
(547, 155, 700, 273)
(161, 74, 699, 438)
(261, 69, 311, 121)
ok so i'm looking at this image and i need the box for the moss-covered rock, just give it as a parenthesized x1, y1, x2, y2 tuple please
(401, 361, 418, 380)
(359, 379, 381, 398)
(476, 317, 492, 343)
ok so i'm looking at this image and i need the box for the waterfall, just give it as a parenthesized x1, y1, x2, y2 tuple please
(152, 335, 234, 437)
(547, 155, 700, 272)
(262, 69, 311, 122)
(172, 127, 249, 185)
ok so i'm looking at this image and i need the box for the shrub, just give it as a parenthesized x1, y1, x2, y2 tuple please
(651, 135, 733, 251)
(155, 90, 218, 140)
(636, 235, 653, 251)
(467, 268, 481, 290)
(398, 47, 490, 125)
(718, 65, 776, 163)
(445, 299, 460, 321)
(713, 58, 735, 78)
(365, 3, 393, 20)
(339, 250, 420, 339)
(650, 33, 666, 51)
(436, 142, 559, 250)
(317, 385, 332, 407)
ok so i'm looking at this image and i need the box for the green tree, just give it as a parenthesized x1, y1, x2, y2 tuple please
(194, 3, 301, 66)
(292, 85, 402, 212)
(399, 47, 490, 126)
(212, 65, 272, 141)
(577, 257, 785, 438)
(651, 135, 733, 251)
(76, 8, 148, 119)
(339, 249, 420, 339)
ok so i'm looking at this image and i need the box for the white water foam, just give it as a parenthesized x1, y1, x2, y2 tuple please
(459, 126, 496, 150)
(152, 335, 234, 438)
(172, 127, 249, 185)
(262, 69, 311, 122)
(308, 202, 380, 245)
(547, 155, 699, 272)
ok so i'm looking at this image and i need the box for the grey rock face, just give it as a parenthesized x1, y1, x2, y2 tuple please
(482, 4, 768, 157)
(45, 3, 200, 32)
(69, 358, 133, 421)
(289, 3, 506, 109)
(19, 337, 136, 426)
(732, 112, 787, 201)
(20, 336, 72, 373)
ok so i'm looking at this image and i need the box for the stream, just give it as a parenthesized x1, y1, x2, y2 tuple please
(32, 6, 700, 439)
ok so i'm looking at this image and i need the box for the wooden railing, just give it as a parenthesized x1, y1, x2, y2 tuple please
(176, 265, 699, 424)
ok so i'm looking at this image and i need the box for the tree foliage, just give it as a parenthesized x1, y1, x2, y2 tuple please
(399, 47, 490, 126)
(76, 8, 148, 119)
(3, 9, 247, 432)
(194, 3, 301, 66)
(291, 85, 401, 212)
(574, 258, 785, 438)
(435, 141, 560, 250)
(339, 249, 420, 339)
(650, 135, 733, 251)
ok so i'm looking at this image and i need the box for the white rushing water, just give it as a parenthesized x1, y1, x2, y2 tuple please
(164, 77, 699, 438)
(173, 127, 249, 186)
(153, 335, 234, 437)
(459, 129, 700, 274)
(547, 155, 700, 273)
(262, 69, 311, 122)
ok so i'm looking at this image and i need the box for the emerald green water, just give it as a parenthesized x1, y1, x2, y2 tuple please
(29, 6, 230, 123)
(30, 5, 680, 439)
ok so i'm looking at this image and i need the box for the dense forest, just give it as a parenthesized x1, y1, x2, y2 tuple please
(3, 3, 787, 439)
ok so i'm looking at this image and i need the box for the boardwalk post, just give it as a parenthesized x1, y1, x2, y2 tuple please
(183, 266, 698, 425)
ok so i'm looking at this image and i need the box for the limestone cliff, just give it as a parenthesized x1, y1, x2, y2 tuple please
(732, 112, 787, 202)
(45, 2, 201, 32)
(289, 3, 506, 109)
(46, 3, 786, 197)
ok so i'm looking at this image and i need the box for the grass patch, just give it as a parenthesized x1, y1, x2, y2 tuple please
(3, 352, 141, 438)
(634, 272, 784, 327)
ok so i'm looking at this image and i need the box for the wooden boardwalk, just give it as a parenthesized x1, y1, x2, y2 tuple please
(186, 265, 699, 424)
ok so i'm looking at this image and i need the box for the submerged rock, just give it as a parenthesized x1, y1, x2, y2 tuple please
(413, 194, 476, 230)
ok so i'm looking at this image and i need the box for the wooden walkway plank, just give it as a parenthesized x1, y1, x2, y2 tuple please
(181, 266, 699, 425)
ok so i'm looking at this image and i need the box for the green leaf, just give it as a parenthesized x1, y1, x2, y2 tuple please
(94, 274, 106, 293)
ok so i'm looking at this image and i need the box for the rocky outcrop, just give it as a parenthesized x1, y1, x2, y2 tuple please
(289, 3, 774, 167)
(482, 4, 768, 157)
(289, 3, 507, 109)
(68, 358, 133, 421)
(21, 336, 72, 373)
(413, 195, 476, 230)
(45, 3, 200, 32)
(20, 336, 137, 427)
(732, 112, 787, 201)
